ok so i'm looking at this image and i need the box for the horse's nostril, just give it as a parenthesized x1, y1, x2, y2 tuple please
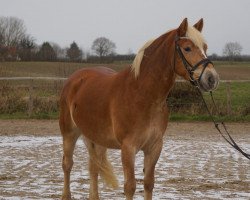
(208, 75, 215, 86)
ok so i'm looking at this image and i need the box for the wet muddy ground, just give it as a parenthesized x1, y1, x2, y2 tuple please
(0, 120, 249, 199)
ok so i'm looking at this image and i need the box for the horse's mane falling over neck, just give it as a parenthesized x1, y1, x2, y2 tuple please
(131, 39, 156, 77)
(131, 30, 172, 78)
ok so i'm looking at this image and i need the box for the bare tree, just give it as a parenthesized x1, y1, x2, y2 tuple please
(0, 16, 26, 47)
(17, 35, 36, 61)
(91, 37, 116, 58)
(50, 42, 66, 59)
(0, 32, 3, 46)
(223, 42, 243, 60)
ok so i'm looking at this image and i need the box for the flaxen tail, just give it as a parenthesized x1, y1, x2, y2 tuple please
(87, 141, 118, 189)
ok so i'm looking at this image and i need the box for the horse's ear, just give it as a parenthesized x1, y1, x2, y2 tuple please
(193, 18, 203, 32)
(177, 18, 188, 37)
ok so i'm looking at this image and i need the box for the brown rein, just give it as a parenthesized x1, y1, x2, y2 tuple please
(175, 37, 250, 160)
(199, 89, 250, 160)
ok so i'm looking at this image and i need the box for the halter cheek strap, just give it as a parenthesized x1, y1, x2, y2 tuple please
(174, 36, 250, 160)
(174, 36, 213, 85)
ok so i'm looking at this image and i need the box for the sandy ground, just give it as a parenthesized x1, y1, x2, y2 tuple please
(0, 120, 250, 200)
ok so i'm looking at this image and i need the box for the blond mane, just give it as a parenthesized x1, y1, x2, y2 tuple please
(131, 26, 206, 77)
(131, 39, 155, 77)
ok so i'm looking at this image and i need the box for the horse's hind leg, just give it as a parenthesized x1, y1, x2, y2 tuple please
(84, 137, 99, 200)
(61, 128, 80, 200)
(60, 110, 81, 200)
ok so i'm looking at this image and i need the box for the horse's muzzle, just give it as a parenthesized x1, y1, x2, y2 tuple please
(199, 69, 219, 92)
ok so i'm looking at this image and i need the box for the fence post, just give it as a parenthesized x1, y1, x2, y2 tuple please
(28, 79, 34, 117)
(226, 81, 232, 116)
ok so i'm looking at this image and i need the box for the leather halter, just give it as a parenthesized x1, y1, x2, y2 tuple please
(173, 36, 250, 160)
(175, 36, 213, 86)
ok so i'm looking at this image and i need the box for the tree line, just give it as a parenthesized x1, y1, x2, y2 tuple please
(0, 16, 249, 63)
(0, 16, 123, 62)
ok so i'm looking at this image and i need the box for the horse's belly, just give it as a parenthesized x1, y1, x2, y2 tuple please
(86, 131, 121, 149)
(76, 119, 121, 149)
(73, 83, 121, 148)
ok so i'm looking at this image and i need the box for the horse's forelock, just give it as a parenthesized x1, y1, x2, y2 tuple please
(186, 26, 206, 51)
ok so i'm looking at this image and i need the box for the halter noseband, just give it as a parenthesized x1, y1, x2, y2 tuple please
(174, 36, 250, 160)
(174, 36, 213, 87)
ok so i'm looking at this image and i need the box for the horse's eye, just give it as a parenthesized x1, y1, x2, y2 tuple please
(184, 47, 191, 52)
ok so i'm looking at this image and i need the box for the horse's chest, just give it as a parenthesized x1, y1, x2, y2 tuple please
(147, 118, 167, 136)
(140, 115, 168, 148)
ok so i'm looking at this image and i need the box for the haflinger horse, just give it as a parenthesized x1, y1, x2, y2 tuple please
(59, 18, 219, 200)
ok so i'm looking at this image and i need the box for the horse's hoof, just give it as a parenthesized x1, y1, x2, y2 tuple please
(62, 194, 71, 200)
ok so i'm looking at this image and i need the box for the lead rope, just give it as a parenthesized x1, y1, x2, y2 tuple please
(196, 86, 250, 160)
(174, 37, 250, 160)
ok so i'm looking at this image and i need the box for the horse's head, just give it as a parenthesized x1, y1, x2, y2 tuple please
(174, 18, 219, 92)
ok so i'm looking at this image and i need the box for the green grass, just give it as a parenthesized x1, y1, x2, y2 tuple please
(0, 112, 30, 119)
(170, 114, 250, 122)
(1, 112, 250, 122)
(0, 112, 59, 120)
(213, 61, 250, 67)
(202, 82, 250, 113)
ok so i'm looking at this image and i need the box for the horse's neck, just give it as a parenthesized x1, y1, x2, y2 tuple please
(135, 35, 176, 102)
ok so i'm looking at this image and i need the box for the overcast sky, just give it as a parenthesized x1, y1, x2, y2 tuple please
(1, 0, 250, 55)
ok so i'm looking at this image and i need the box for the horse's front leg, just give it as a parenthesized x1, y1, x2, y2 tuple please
(121, 141, 136, 200)
(143, 139, 163, 200)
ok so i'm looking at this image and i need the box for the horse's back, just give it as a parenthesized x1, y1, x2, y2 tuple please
(67, 66, 116, 84)
(61, 66, 116, 100)
(60, 66, 116, 108)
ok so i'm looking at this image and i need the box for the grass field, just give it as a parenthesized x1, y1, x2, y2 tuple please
(0, 61, 126, 78)
(1, 61, 250, 79)
(0, 61, 250, 121)
(169, 81, 250, 122)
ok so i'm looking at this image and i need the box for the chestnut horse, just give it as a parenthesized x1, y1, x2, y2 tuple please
(59, 18, 219, 200)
